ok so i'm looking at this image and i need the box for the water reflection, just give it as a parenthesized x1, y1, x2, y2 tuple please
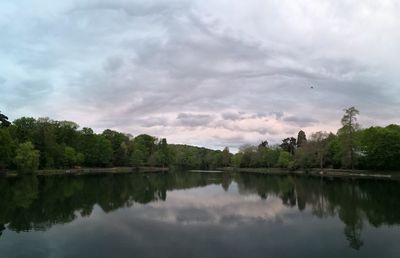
(0, 172, 399, 257)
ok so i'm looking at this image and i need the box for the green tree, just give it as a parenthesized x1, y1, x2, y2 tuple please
(264, 147, 281, 168)
(79, 128, 113, 167)
(325, 133, 342, 168)
(231, 152, 243, 168)
(14, 142, 40, 174)
(95, 136, 113, 167)
(102, 129, 130, 166)
(297, 130, 307, 147)
(133, 134, 157, 158)
(280, 137, 297, 155)
(64, 146, 84, 168)
(12, 117, 36, 142)
(238, 145, 257, 167)
(294, 143, 317, 169)
(221, 147, 231, 167)
(0, 111, 11, 128)
(311, 131, 330, 169)
(339, 107, 359, 169)
(54, 120, 80, 148)
(277, 151, 292, 168)
(155, 138, 170, 167)
(34, 117, 66, 168)
(130, 148, 145, 167)
(0, 128, 16, 169)
(358, 125, 400, 170)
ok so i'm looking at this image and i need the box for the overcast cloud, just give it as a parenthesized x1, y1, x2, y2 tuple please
(1, 0, 399, 150)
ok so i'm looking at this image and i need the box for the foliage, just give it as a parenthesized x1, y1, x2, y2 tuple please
(0, 111, 11, 128)
(64, 146, 84, 168)
(297, 130, 307, 147)
(339, 107, 360, 169)
(280, 137, 297, 154)
(277, 151, 293, 168)
(14, 142, 40, 174)
(0, 128, 16, 170)
(357, 125, 400, 170)
(169, 144, 223, 169)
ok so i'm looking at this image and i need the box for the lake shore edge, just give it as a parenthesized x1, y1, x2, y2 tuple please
(219, 167, 400, 181)
(0, 166, 169, 177)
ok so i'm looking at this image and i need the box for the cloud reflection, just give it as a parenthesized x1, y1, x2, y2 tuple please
(123, 183, 294, 226)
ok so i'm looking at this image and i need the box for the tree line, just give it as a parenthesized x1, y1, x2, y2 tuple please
(0, 115, 172, 173)
(1, 106, 400, 173)
(226, 107, 400, 171)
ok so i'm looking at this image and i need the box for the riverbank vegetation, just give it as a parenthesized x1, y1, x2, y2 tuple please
(1, 106, 400, 174)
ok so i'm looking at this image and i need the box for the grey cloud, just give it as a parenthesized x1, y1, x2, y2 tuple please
(271, 112, 284, 120)
(214, 121, 279, 136)
(222, 112, 242, 121)
(139, 117, 168, 128)
(283, 116, 319, 127)
(1, 0, 400, 149)
(176, 113, 214, 127)
(103, 56, 124, 72)
(2, 79, 53, 109)
(70, 0, 188, 18)
(222, 112, 275, 121)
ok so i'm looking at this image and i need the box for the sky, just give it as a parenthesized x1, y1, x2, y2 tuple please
(1, 0, 399, 151)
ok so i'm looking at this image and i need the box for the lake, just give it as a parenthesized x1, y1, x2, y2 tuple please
(0, 172, 399, 258)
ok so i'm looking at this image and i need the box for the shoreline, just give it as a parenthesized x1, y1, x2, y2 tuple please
(0, 166, 169, 178)
(219, 167, 400, 181)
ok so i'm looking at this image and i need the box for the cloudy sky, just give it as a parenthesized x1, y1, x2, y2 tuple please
(1, 0, 399, 150)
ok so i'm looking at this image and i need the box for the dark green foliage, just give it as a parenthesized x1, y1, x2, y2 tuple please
(153, 138, 171, 167)
(102, 129, 130, 166)
(230, 143, 281, 168)
(79, 129, 113, 167)
(280, 137, 297, 155)
(1, 116, 174, 170)
(357, 125, 400, 170)
(14, 142, 40, 174)
(277, 151, 292, 168)
(169, 144, 223, 169)
(297, 130, 307, 147)
(130, 134, 157, 166)
(12, 117, 36, 142)
(0, 111, 11, 128)
(221, 147, 232, 166)
(0, 128, 16, 170)
(339, 107, 360, 169)
(63, 146, 84, 167)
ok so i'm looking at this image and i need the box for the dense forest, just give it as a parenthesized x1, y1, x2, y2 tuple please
(1, 107, 400, 173)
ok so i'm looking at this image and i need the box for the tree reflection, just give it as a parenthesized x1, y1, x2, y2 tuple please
(0, 173, 399, 251)
(234, 174, 400, 250)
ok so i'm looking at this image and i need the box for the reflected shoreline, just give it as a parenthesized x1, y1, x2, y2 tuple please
(0, 172, 399, 251)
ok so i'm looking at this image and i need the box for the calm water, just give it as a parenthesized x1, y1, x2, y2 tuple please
(0, 172, 399, 258)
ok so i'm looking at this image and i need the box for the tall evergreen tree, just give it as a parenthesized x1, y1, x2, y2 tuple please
(297, 130, 307, 147)
(339, 107, 359, 169)
(0, 112, 11, 128)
